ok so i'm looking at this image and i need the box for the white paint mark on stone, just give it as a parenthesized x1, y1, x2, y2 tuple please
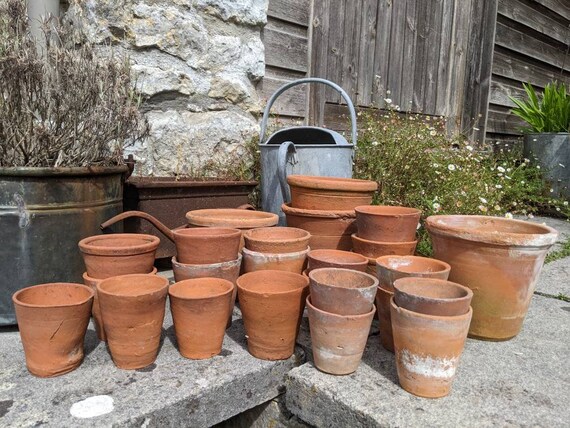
(70, 395, 114, 419)
(400, 349, 458, 379)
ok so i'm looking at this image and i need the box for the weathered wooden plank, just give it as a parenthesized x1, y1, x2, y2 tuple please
(356, 0, 378, 106)
(264, 27, 309, 73)
(339, 1, 360, 105)
(400, 0, 418, 112)
(435, 0, 455, 116)
(268, 0, 311, 26)
(308, 0, 330, 126)
(371, 0, 394, 106)
(387, 0, 407, 108)
(488, 76, 530, 108)
(411, 0, 430, 112)
(486, 107, 526, 135)
(534, 0, 570, 21)
(265, 16, 308, 38)
(258, 72, 308, 118)
(424, 0, 445, 115)
(324, 0, 346, 103)
(497, 0, 570, 45)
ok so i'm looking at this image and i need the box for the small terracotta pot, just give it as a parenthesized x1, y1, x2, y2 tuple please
(97, 274, 169, 370)
(308, 268, 378, 315)
(394, 278, 473, 316)
(13, 283, 94, 377)
(78, 233, 160, 279)
(236, 270, 309, 360)
(173, 227, 241, 264)
(307, 249, 368, 273)
(287, 175, 378, 211)
(307, 295, 375, 375)
(375, 286, 395, 352)
(351, 233, 417, 258)
(242, 247, 309, 274)
(169, 278, 234, 359)
(355, 205, 421, 242)
(185, 208, 278, 229)
(82, 268, 158, 342)
(426, 215, 558, 340)
(375, 255, 451, 292)
(391, 299, 472, 398)
(243, 227, 310, 254)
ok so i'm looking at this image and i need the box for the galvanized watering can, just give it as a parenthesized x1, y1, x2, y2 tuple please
(259, 78, 357, 225)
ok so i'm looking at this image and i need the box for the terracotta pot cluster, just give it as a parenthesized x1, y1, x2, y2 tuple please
(242, 227, 311, 274)
(307, 268, 378, 375)
(391, 277, 473, 398)
(282, 175, 377, 251)
(352, 206, 421, 274)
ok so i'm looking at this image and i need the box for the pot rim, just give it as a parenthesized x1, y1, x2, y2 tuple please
(352, 233, 418, 246)
(393, 277, 473, 304)
(173, 227, 242, 239)
(78, 233, 160, 255)
(171, 253, 242, 269)
(242, 246, 310, 259)
(82, 267, 158, 283)
(308, 249, 368, 265)
(309, 267, 379, 290)
(281, 203, 356, 218)
(355, 205, 421, 217)
(12, 283, 94, 308)
(186, 209, 278, 228)
(425, 215, 558, 247)
(390, 297, 473, 321)
(236, 270, 309, 295)
(169, 278, 234, 300)
(97, 274, 169, 298)
(0, 165, 128, 177)
(306, 295, 376, 318)
(287, 175, 378, 192)
(243, 226, 311, 244)
(375, 255, 450, 275)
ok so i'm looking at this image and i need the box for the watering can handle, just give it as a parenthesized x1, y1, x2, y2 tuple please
(277, 141, 297, 203)
(259, 78, 357, 146)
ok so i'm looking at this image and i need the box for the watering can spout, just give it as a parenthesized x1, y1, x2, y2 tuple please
(101, 211, 177, 242)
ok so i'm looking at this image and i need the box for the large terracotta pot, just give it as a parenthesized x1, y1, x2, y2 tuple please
(307, 249, 368, 273)
(355, 205, 421, 242)
(426, 215, 558, 340)
(13, 283, 94, 377)
(243, 227, 310, 254)
(172, 227, 241, 264)
(375, 255, 451, 292)
(236, 270, 309, 360)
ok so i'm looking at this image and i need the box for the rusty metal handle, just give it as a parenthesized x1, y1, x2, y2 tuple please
(101, 210, 176, 242)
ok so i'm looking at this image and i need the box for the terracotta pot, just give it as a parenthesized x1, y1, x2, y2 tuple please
(375, 255, 451, 292)
(243, 227, 310, 254)
(242, 247, 309, 274)
(169, 278, 234, 359)
(355, 205, 421, 242)
(97, 274, 169, 369)
(366, 257, 377, 275)
(82, 268, 158, 342)
(375, 286, 395, 352)
(185, 208, 278, 229)
(78, 233, 160, 279)
(393, 278, 473, 316)
(426, 215, 558, 340)
(307, 295, 375, 375)
(308, 268, 378, 315)
(287, 175, 377, 211)
(173, 227, 241, 264)
(351, 233, 417, 258)
(307, 249, 368, 273)
(391, 299, 472, 398)
(236, 270, 309, 360)
(12, 283, 94, 377)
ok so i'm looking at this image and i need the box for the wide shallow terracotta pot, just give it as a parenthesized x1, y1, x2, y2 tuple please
(308, 268, 378, 315)
(242, 247, 309, 274)
(426, 215, 558, 340)
(352, 234, 417, 258)
(236, 270, 309, 360)
(393, 278, 473, 316)
(307, 295, 375, 375)
(355, 205, 421, 242)
(287, 175, 378, 211)
(78, 233, 160, 279)
(97, 274, 169, 369)
(307, 249, 368, 273)
(83, 268, 158, 342)
(169, 278, 234, 359)
(186, 208, 278, 229)
(173, 227, 241, 264)
(391, 299, 472, 398)
(375, 286, 395, 352)
(13, 283, 94, 377)
(376, 255, 451, 292)
(243, 227, 310, 254)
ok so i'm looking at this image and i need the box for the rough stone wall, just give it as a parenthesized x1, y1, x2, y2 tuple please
(67, 0, 266, 177)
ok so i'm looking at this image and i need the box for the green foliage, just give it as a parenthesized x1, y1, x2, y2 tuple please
(509, 82, 570, 133)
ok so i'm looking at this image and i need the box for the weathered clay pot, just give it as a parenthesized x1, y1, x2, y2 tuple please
(391, 299, 472, 398)
(186, 208, 278, 229)
(352, 234, 417, 258)
(394, 278, 473, 316)
(307, 249, 368, 273)
(355, 205, 421, 242)
(236, 270, 309, 360)
(426, 215, 558, 340)
(287, 175, 377, 211)
(375, 286, 395, 352)
(282, 203, 356, 251)
(307, 295, 375, 375)
(173, 227, 241, 264)
(243, 227, 310, 254)
(242, 247, 309, 274)
(97, 274, 169, 369)
(13, 283, 94, 377)
(169, 278, 234, 359)
(308, 268, 378, 315)
(78, 233, 160, 279)
(376, 255, 451, 292)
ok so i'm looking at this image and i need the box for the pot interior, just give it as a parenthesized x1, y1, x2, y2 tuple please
(14, 283, 92, 307)
(245, 227, 309, 242)
(84, 235, 156, 248)
(310, 268, 376, 289)
(169, 278, 233, 299)
(98, 275, 168, 296)
(309, 249, 367, 264)
(376, 256, 449, 274)
(434, 216, 552, 235)
(356, 205, 421, 216)
(395, 278, 470, 300)
(237, 271, 308, 293)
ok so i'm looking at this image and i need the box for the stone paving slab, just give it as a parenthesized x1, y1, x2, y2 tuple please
(286, 292, 570, 428)
(535, 258, 570, 297)
(0, 306, 305, 428)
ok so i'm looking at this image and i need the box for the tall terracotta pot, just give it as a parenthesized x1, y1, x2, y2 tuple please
(13, 283, 94, 377)
(426, 215, 558, 340)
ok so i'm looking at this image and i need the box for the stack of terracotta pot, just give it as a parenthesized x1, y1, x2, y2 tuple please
(282, 175, 377, 251)
(352, 206, 422, 274)
(306, 268, 378, 375)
